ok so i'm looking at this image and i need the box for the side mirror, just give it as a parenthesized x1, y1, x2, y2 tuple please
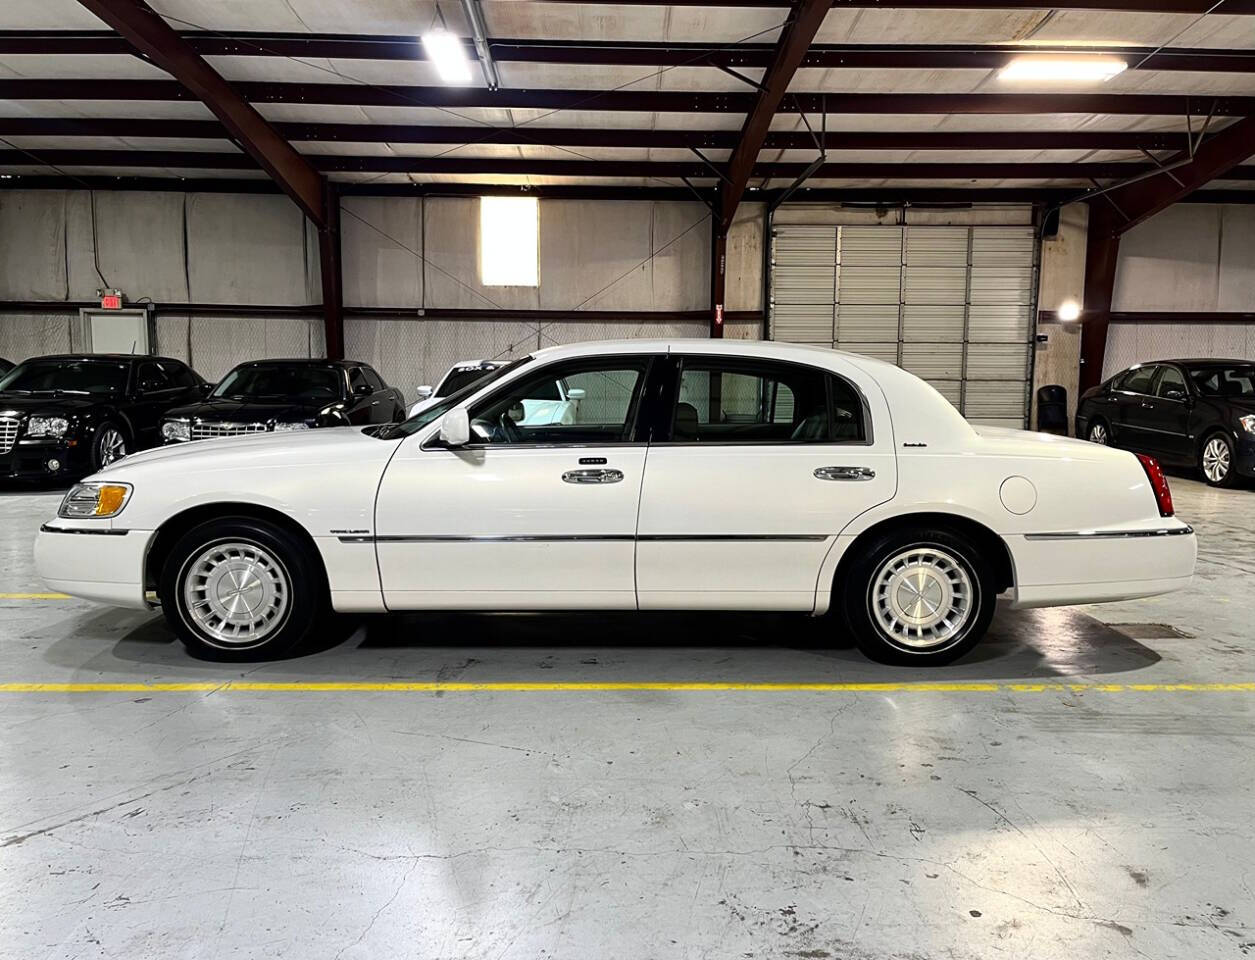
(437, 408, 470, 447)
(1165, 388, 1187, 402)
(353, 383, 373, 396)
(566, 387, 586, 401)
(199, 382, 214, 397)
(415, 385, 434, 400)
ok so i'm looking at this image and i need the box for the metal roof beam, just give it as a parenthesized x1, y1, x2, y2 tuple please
(0, 117, 1204, 153)
(71, 0, 325, 226)
(720, 0, 833, 229)
(6, 80, 1252, 116)
(5, 149, 1251, 183)
(5, 33, 1254, 74)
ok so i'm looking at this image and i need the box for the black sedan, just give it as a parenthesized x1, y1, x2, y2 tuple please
(161, 359, 405, 443)
(1076, 358, 1255, 488)
(0, 354, 208, 480)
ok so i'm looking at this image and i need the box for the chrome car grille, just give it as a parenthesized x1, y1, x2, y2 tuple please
(191, 421, 270, 441)
(0, 416, 19, 455)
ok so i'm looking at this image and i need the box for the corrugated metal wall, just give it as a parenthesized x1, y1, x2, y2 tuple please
(769, 213, 1037, 428)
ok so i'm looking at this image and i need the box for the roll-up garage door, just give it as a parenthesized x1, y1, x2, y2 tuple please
(770, 223, 1037, 428)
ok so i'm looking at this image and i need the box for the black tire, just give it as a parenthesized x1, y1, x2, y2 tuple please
(1086, 418, 1110, 446)
(1199, 431, 1236, 488)
(159, 517, 325, 662)
(91, 421, 129, 470)
(837, 527, 996, 666)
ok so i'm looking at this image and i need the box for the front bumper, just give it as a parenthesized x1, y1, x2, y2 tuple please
(34, 522, 155, 609)
(0, 436, 93, 480)
(1006, 522, 1196, 609)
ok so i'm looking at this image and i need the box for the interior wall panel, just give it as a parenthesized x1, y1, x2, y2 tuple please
(341, 196, 424, 309)
(0, 192, 68, 301)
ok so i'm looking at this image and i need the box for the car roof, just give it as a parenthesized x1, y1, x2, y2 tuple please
(1133, 358, 1254, 367)
(232, 358, 355, 367)
(24, 353, 180, 365)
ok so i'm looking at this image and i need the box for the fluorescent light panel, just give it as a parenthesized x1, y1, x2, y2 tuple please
(481, 196, 539, 287)
(999, 55, 1128, 83)
(422, 29, 473, 84)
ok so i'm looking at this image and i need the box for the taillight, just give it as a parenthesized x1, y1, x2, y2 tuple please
(1135, 453, 1174, 517)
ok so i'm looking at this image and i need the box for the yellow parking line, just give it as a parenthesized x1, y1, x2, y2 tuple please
(0, 593, 72, 600)
(0, 681, 1253, 694)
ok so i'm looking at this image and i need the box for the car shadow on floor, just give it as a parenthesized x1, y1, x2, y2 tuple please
(44, 600, 1162, 682)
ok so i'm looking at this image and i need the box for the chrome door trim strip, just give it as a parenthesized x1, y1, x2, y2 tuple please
(345, 533, 831, 544)
(1024, 526, 1193, 541)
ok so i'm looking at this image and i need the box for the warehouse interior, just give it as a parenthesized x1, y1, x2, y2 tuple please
(1, 1, 1254, 957)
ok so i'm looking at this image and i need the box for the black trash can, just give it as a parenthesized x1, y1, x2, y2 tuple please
(1036, 384, 1068, 435)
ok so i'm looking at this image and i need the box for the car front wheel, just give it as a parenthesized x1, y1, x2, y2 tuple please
(160, 517, 324, 661)
(1200, 433, 1235, 488)
(838, 528, 996, 666)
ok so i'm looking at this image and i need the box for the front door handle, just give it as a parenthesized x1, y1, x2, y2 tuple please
(814, 465, 876, 482)
(562, 468, 624, 484)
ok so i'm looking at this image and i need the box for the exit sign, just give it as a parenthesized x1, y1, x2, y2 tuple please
(100, 294, 123, 310)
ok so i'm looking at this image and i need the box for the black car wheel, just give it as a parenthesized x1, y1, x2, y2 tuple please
(837, 527, 996, 666)
(1200, 432, 1235, 487)
(91, 422, 128, 469)
(160, 517, 325, 661)
(1086, 419, 1109, 445)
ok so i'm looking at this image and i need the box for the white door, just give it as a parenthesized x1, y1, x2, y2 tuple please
(374, 355, 653, 610)
(636, 354, 896, 611)
(85, 310, 150, 354)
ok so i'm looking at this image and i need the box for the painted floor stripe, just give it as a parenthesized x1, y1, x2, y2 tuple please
(0, 681, 1253, 694)
(0, 593, 72, 600)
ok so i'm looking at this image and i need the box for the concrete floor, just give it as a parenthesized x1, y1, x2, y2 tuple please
(2, 476, 1253, 960)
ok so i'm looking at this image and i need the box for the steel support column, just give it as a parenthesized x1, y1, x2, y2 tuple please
(1079, 203, 1121, 394)
(318, 182, 344, 360)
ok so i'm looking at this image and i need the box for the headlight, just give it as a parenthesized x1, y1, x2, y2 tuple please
(272, 421, 311, 432)
(27, 415, 69, 438)
(58, 481, 133, 519)
(1241, 415, 1255, 435)
(161, 419, 191, 442)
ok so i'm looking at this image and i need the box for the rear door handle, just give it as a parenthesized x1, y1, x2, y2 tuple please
(814, 465, 876, 482)
(562, 468, 624, 484)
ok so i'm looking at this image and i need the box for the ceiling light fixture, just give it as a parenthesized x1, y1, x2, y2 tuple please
(1057, 299, 1082, 322)
(999, 55, 1128, 83)
(422, 28, 473, 84)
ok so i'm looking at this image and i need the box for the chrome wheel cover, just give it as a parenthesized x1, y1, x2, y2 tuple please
(870, 547, 975, 650)
(98, 427, 126, 465)
(1088, 423, 1108, 445)
(1203, 437, 1230, 483)
(182, 540, 290, 647)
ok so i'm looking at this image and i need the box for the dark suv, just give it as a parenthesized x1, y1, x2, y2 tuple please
(1076, 359, 1255, 487)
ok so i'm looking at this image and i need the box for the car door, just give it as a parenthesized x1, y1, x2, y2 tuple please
(359, 364, 400, 422)
(635, 353, 897, 611)
(1141, 364, 1194, 464)
(1109, 364, 1159, 450)
(373, 354, 654, 609)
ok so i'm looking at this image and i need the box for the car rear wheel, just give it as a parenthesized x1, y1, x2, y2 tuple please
(1200, 433, 1235, 488)
(92, 423, 128, 469)
(160, 517, 324, 661)
(838, 528, 996, 666)
(1087, 420, 1109, 445)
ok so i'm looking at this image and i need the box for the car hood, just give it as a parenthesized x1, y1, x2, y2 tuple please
(96, 425, 399, 479)
(0, 394, 108, 415)
(165, 397, 329, 423)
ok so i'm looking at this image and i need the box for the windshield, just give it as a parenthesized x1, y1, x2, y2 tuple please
(0, 358, 129, 396)
(212, 364, 343, 401)
(379, 357, 531, 439)
(438, 366, 500, 397)
(1188, 364, 1255, 399)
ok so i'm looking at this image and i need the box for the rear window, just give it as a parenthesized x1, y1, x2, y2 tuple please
(1189, 364, 1255, 398)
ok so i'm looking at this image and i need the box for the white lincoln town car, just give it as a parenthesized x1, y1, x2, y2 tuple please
(35, 340, 1196, 665)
